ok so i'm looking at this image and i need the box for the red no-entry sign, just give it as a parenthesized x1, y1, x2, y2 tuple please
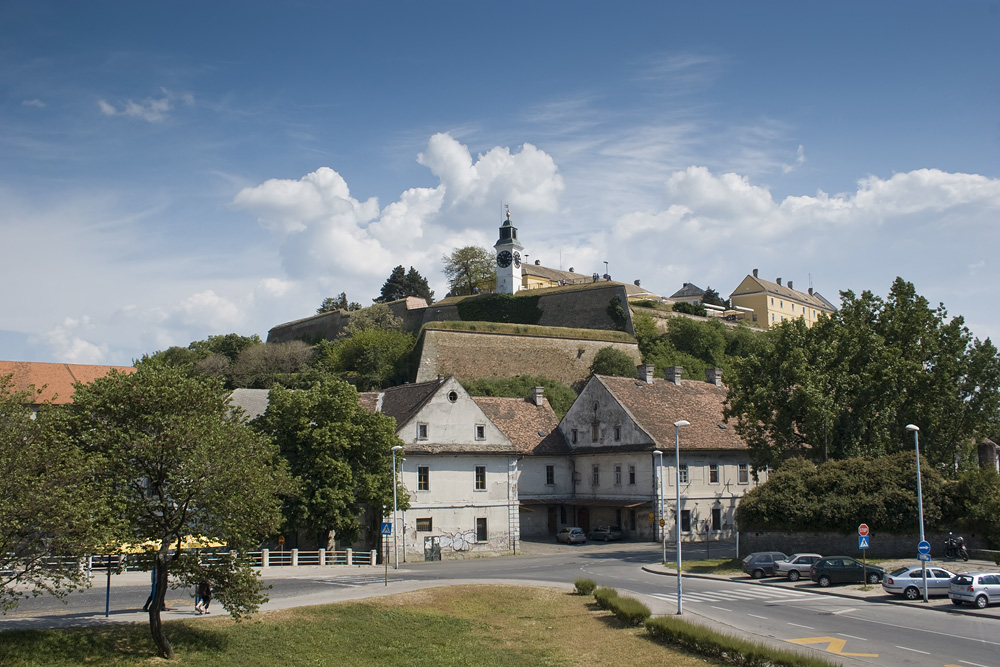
(858, 524, 869, 537)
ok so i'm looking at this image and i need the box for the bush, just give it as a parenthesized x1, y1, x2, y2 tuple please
(671, 301, 707, 317)
(645, 616, 837, 667)
(592, 586, 619, 609)
(574, 578, 596, 595)
(609, 595, 650, 626)
(589, 347, 637, 378)
(456, 293, 543, 324)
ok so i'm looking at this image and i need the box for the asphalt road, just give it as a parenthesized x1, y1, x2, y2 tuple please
(4, 540, 998, 667)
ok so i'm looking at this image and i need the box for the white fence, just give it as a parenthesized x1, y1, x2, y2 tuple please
(82, 548, 381, 572)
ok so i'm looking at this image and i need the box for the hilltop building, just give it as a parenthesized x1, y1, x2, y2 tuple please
(668, 282, 706, 305)
(729, 269, 836, 328)
(493, 209, 524, 295)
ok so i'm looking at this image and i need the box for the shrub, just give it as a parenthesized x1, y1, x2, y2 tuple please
(609, 595, 650, 626)
(456, 293, 543, 324)
(671, 301, 707, 317)
(592, 586, 619, 609)
(589, 347, 637, 378)
(645, 616, 837, 667)
(574, 578, 596, 595)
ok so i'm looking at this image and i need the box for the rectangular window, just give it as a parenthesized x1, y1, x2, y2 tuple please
(475, 424, 485, 440)
(628, 465, 636, 485)
(770, 297, 774, 305)
(560, 505, 567, 523)
(416, 517, 432, 531)
(475, 465, 486, 491)
(709, 464, 719, 484)
(615, 508, 622, 527)
(711, 507, 722, 532)
(614, 465, 622, 485)
(679, 464, 688, 484)
(591, 422, 599, 442)
(476, 517, 487, 542)
(592, 465, 599, 486)
(545, 465, 555, 485)
(738, 463, 749, 484)
(791, 304, 796, 312)
(629, 509, 637, 531)
(681, 509, 691, 532)
(418, 465, 429, 491)
(417, 423, 428, 440)
(571, 429, 578, 444)
(614, 425, 621, 441)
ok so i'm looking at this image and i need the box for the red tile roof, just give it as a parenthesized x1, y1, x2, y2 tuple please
(0, 361, 135, 405)
(595, 375, 747, 451)
(472, 396, 569, 456)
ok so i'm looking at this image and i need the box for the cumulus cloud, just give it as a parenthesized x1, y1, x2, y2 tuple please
(21, 98, 45, 108)
(97, 87, 194, 122)
(40, 317, 109, 365)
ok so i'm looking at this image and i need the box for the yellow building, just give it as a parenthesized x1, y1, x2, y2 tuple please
(729, 269, 836, 328)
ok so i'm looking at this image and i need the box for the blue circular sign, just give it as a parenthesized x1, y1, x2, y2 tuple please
(917, 540, 931, 554)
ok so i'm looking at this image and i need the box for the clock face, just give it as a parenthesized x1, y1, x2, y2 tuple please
(497, 250, 512, 268)
(513, 251, 521, 268)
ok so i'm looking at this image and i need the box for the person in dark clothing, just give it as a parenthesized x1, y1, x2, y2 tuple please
(142, 564, 168, 611)
(195, 580, 212, 614)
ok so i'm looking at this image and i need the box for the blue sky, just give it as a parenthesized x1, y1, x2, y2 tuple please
(2, 2, 999, 365)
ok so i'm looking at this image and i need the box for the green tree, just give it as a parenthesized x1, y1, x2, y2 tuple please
(724, 278, 1000, 473)
(190, 333, 263, 363)
(230, 341, 316, 388)
(442, 246, 496, 296)
(58, 362, 289, 659)
(0, 376, 105, 611)
(461, 375, 579, 418)
(343, 302, 402, 336)
(702, 286, 728, 308)
(318, 292, 362, 313)
(317, 329, 415, 390)
(253, 380, 406, 549)
(375, 265, 434, 303)
(589, 347, 637, 378)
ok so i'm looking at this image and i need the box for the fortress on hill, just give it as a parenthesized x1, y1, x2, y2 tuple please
(267, 212, 653, 385)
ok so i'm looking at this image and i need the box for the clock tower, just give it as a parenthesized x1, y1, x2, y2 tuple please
(493, 208, 524, 294)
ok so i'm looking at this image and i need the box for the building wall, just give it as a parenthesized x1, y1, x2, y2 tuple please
(395, 377, 510, 448)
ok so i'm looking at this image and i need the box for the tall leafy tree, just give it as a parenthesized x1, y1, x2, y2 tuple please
(253, 380, 406, 549)
(724, 278, 1000, 474)
(589, 346, 638, 378)
(375, 265, 434, 303)
(442, 246, 496, 296)
(58, 362, 289, 659)
(0, 376, 105, 611)
(318, 292, 362, 313)
(315, 329, 415, 390)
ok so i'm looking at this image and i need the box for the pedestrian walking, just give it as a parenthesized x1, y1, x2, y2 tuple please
(195, 580, 212, 614)
(142, 564, 167, 611)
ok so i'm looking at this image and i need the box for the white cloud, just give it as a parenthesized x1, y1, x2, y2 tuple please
(21, 98, 45, 108)
(97, 88, 194, 123)
(40, 317, 109, 365)
(782, 145, 806, 174)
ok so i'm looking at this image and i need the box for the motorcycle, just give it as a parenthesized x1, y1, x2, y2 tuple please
(944, 533, 969, 561)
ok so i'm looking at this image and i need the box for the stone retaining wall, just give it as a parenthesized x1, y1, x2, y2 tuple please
(739, 530, 989, 559)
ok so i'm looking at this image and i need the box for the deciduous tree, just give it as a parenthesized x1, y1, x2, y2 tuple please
(442, 246, 496, 296)
(589, 347, 637, 378)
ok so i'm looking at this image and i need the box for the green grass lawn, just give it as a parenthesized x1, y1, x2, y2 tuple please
(0, 586, 727, 666)
(662, 558, 743, 575)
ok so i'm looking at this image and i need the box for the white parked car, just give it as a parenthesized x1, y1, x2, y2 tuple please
(773, 553, 822, 581)
(882, 566, 956, 599)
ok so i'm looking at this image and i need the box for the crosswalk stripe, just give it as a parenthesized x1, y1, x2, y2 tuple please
(651, 587, 814, 604)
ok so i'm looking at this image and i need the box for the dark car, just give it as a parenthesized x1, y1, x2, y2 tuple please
(741, 551, 788, 579)
(588, 525, 624, 542)
(809, 556, 885, 586)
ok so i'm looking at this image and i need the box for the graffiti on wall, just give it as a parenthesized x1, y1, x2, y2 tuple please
(437, 530, 477, 552)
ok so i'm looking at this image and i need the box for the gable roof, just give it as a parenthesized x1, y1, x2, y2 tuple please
(472, 396, 569, 456)
(0, 360, 135, 405)
(730, 274, 835, 312)
(669, 282, 705, 300)
(358, 378, 442, 427)
(595, 374, 746, 451)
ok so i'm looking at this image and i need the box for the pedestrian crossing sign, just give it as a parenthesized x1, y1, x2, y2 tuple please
(858, 535, 869, 549)
(381, 522, 392, 536)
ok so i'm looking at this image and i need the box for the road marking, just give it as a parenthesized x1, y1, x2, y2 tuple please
(787, 636, 878, 657)
(836, 633, 867, 641)
(747, 613, 768, 620)
(787, 623, 814, 629)
(710, 605, 733, 612)
(896, 645, 929, 655)
(841, 613, 1000, 649)
(958, 662, 991, 667)
(830, 607, 857, 615)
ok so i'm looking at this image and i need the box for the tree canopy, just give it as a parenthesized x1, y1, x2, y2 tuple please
(0, 376, 105, 611)
(318, 292, 362, 313)
(375, 265, 434, 303)
(724, 278, 1000, 473)
(253, 380, 406, 549)
(442, 246, 496, 296)
(461, 375, 579, 418)
(589, 347, 638, 378)
(57, 362, 289, 659)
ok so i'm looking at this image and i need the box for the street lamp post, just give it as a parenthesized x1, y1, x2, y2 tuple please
(391, 445, 403, 570)
(906, 424, 928, 602)
(653, 450, 664, 564)
(674, 419, 690, 615)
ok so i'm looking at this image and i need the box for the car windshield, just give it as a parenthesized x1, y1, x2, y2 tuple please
(888, 567, 910, 576)
(952, 575, 974, 585)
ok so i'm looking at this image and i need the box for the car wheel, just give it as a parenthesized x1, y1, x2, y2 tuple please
(788, 570, 800, 582)
(952, 599, 963, 606)
(867, 572, 881, 585)
(818, 575, 831, 587)
(976, 595, 989, 609)
(752, 569, 765, 579)
(904, 586, 920, 600)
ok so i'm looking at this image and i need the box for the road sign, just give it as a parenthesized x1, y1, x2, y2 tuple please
(380, 521, 392, 536)
(278, 535, 285, 545)
(917, 540, 931, 554)
(659, 519, 665, 527)
(917, 553, 931, 561)
(858, 524, 869, 537)
(858, 535, 869, 549)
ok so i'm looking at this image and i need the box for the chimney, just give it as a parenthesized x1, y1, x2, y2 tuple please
(569, 267, 575, 272)
(664, 366, 683, 385)
(533, 386, 545, 406)
(705, 368, 723, 386)
(634, 279, 641, 287)
(788, 280, 793, 290)
(752, 268, 758, 278)
(808, 287, 814, 295)
(776, 277, 782, 286)
(535, 259, 541, 265)
(637, 364, 655, 384)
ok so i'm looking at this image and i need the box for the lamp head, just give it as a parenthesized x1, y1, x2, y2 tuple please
(905, 424, 919, 433)
(653, 449, 662, 456)
(392, 445, 404, 451)
(674, 420, 690, 428)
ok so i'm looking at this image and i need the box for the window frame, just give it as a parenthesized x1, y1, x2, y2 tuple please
(416, 517, 433, 531)
(614, 464, 622, 485)
(474, 465, 486, 491)
(592, 464, 600, 486)
(678, 463, 689, 484)
(628, 464, 636, 485)
(475, 424, 486, 440)
(417, 465, 430, 491)
(417, 423, 428, 440)
(709, 464, 719, 484)
(475, 517, 487, 542)
(545, 464, 555, 486)
(737, 463, 749, 484)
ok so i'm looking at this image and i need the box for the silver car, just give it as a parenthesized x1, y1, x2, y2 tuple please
(773, 553, 822, 581)
(882, 566, 956, 599)
(949, 571, 1000, 608)
(556, 527, 587, 544)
